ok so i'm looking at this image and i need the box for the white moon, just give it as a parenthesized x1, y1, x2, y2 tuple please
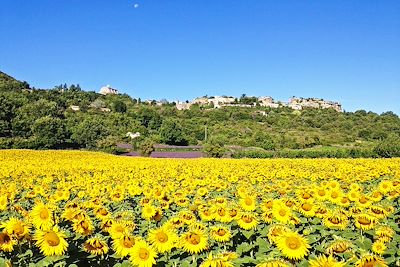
(133, 3, 139, 8)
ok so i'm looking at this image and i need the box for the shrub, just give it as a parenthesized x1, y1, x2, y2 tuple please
(139, 138, 155, 157)
(373, 134, 400, 158)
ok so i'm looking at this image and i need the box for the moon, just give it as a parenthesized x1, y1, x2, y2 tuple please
(133, 3, 139, 8)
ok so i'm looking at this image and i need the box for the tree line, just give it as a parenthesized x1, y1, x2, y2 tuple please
(1, 71, 400, 157)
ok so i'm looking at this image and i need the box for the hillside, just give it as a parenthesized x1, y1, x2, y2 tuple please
(1, 71, 400, 157)
(0, 71, 30, 91)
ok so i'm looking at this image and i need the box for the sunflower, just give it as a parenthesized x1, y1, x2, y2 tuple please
(369, 205, 388, 219)
(372, 240, 386, 255)
(200, 252, 235, 267)
(355, 195, 372, 208)
(83, 236, 109, 255)
(180, 229, 208, 254)
(210, 225, 231, 242)
(30, 202, 54, 230)
(326, 239, 352, 254)
(0, 196, 7, 211)
(323, 212, 348, 230)
(272, 201, 292, 224)
(1, 217, 30, 240)
(109, 221, 130, 239)
(236, 212, 258, 230)
(327, 189, 343, 204)
(267, 224, 290, 244)
(378, 180, 393, 194)
(130, 240, 157, 267)
(375, 225, 394, 240)
(297, 201, 316, 217)
(315, 187, 328, 201)
(214, 206, 232, 223)
(355, 254, 387, 267)
(72, 218, 94, 236)
(309, 255, 345, 267)
(315, 206, 328, 219)
(0, 231, 17, 252)
(276, 231, 310, 260)
(262, 211, 273, 224)
(261, 199, 274, 212)
(199, 208, 215, 221)
(256, 258, 290, 267)
(95, 207, 111, 221)
(348, 190, 360, 202)
(113, 233, 138, 257)
(34, 226, 68, 256)
(148, 226, 177, 253)
(354, 213, 377, 230)
(239, 196, 257, 211)
(142, 205, 157, 221)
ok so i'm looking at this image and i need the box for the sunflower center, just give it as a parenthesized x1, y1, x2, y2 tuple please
(286, 236, 300, 250)
(331, 192, 339, 198)
(45, 231, 60, 247)
(99, 208, 108, 216)
(359, 197, 368, 204)
(188, 233, 200, 245)
(333, 244, 348, 253)
(358, 217, 371, 225)
(156, 232, 168, 243)
(217, 229, 226, 236)
(0, 233, 11, 244)
(218, 209, 226, 216)
(279, 209, 286, 216)
(123, 237, 134, 248)
(14, 223, 24, 235)
(302, 203, 312, 211)
(303, 193, 311, 199)
(329, 217, 340, 224)
(243, 216, 253, 223)
(40, 209, 49, 219)
(245, 198, 253, 205)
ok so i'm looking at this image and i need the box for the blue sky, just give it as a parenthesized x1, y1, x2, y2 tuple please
(1, 0, 399, 113)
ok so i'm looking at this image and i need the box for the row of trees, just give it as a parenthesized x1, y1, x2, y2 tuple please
(1, 71, 400, 157)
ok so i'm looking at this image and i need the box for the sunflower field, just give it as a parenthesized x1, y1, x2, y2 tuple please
(0, 150, 399, 267)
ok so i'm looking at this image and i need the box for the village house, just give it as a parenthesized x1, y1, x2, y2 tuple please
(99, 85, 119, 95)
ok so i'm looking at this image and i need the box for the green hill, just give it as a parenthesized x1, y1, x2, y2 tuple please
(0, 71, 399, 157)
(0, 71, 30, 91)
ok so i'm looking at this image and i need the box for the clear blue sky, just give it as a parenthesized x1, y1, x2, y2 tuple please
(1, 0, 399, 113)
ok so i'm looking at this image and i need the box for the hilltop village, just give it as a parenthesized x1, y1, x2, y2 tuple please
(99, 85, 343, 112)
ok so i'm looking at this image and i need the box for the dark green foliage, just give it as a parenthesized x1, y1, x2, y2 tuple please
(203, 136, 227, 158)
(31, 116, 67, 148)
(96, 136, 122, 154)
(233, 147, 377, 159)
(373, 134, 400, 158)
(139, 138, 155, 157)
(159, 119, 188, 145)
(112, 100, 127, 113)
(71, 116, 109, 148)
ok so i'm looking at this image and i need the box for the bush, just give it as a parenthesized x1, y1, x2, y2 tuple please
(96, 136, 122, 154)
(373, 134, 400, 158)
(139, 139, 155, 157)
(203, 137, 226, 158)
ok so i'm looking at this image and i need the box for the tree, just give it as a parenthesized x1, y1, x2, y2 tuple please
(139, 138, 155, 157)
(112, 100, 127, 113)
(71, 116, 109, 148)
(32, 116, 66, 148)
(203, 136, 226, 158)
(159, 119, 188, 145)
(373, 134, 400, 158)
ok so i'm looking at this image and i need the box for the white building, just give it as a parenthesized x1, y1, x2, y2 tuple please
(100, 85, 119, 95)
